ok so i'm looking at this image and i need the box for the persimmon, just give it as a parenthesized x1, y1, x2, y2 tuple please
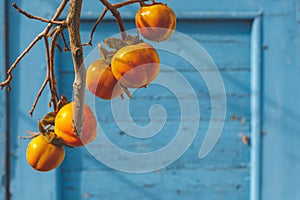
(111, 42, 160, 88)
(86, 59, 123, 100)
(135, 3, 176, 42)
(54, 102, 97, 147)
(26, 135, 65, 172)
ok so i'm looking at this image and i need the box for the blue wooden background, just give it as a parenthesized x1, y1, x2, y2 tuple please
(1, 0, 300, 199)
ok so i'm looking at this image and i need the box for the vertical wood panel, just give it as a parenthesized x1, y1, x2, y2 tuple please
(261, 0, 300, 199)
(7, 1, 61, 199)
(296, 0, 300, 22)
(0, 0, 8, 199)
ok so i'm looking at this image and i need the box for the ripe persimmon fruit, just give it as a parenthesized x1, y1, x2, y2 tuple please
(54, 102, 97, 147)
(135, 3, 176, 42)
(86, 59, 123, 100)
(26, 135, 65, 172)
(111, 43, 160, 88)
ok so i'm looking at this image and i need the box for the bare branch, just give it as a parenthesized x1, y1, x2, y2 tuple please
(99, 0, 127, 40)
(0, 34, 42, 91)
(13, 3, 66, 25)
(84, 8, 108, 46)
(86, 0, 146, 45)
(67, 0, 85, 137)
(49, 27, 64, 111)
(60, 31, 70, 51)
(29, 37, 51, 116)
(0, 0, 69, 90)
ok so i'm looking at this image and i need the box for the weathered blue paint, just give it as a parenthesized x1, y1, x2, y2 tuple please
(250, 17, 262, 200)
(6, 1, 62, 200)
(296, 0, 300, 22)
(2, 0, 300, 200)
(0, 1, 7, 199)
(56, 13, 252, 199)
(261, 0, 300, 199)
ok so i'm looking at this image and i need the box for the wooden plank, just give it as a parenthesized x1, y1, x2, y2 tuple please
(78, 0, 260, 19)
(61, 168, 249, 200)
(261, 0, 300, 199)
(58, 19, 251, 72)
(63, 120, 250, 171)
(0, 1, 7, 199)
(61, 71, 250, 121)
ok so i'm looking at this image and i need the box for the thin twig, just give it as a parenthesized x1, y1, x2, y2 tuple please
(0, 0, 69, 91)
(0, 35, 42, 91)
(49, 27, 64, 111)
(84, 8, 108, 46)
(86, 0, 146, 45)
(60, 30, 70, 51)
(99, 0, 127, 40)
(29, 37, 51, 116)
(56, 43, 63, 52)
(13, 3, 66, 25)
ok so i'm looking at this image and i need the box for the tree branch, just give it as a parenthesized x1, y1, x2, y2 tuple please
(49, 27, 64, 110)
(60, 30, 70, 51)
(84, 8, 108, 46)
(0, 0, 69, 91)
(86, 0, 147, 45)
(29, 37, 51, 116)
(67, 0, 85, 137)
(13, 3, 66, 25)
(99, 0, 127, 40)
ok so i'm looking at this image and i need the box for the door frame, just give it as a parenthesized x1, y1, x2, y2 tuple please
(179, 11, 263, 200)
(0, 0, 9, 200)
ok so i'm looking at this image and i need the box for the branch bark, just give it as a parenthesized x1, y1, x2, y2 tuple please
(67, 0, 85, 137)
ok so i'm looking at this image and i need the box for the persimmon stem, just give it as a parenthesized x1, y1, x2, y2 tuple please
(120, 84, 132, 99)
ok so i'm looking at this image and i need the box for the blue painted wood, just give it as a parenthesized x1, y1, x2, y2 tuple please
(7, 1, 62, 199)
(260, 0, 300, 199)
(0, 1, 7, 199)
(250, 17, 262, 200)
(296, 0, 300, 22)
(57, 16, 251, 199)
(77, 0, 261, 19)
(6, 1, 300, 200)
(62, 168, 250, 200)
